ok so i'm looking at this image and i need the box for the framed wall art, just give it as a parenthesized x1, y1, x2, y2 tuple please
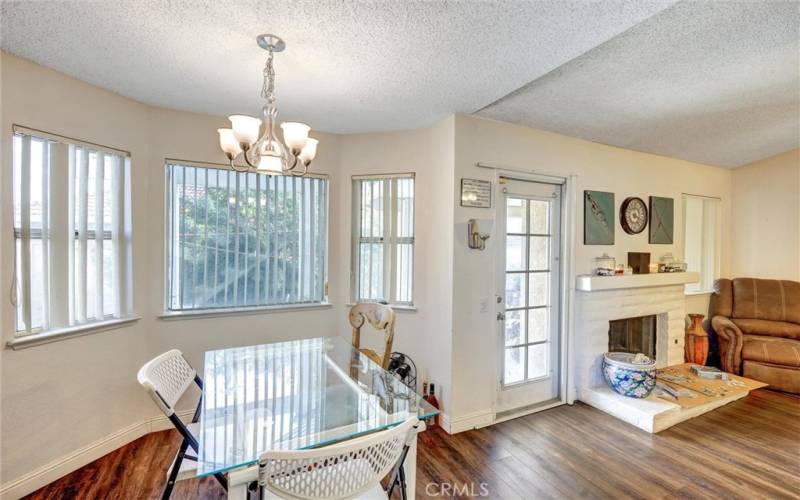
(584, 190, 615, 245)
(649, 196, 674, 244)
(461, 178, 492, 208)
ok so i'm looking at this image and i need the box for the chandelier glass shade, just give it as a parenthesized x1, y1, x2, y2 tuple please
(218, 34, 318, 176)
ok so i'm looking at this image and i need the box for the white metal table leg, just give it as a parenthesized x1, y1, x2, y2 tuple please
(226, 465, 257, 500)
(405, 432, 418, 499)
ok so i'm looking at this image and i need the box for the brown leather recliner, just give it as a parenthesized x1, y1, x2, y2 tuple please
(711, 278, 800, 393)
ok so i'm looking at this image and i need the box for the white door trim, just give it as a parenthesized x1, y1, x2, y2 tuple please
(488, 168, 577, 421)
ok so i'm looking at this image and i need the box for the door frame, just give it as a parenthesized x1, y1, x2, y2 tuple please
(485, 167, 577, 421)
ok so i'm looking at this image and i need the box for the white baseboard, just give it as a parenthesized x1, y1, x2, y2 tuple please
(0, 409, 194, 500)
(442, 409, 495, 434)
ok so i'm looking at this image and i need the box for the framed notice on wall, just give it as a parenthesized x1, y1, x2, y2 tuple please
(461, 178, 492, 208)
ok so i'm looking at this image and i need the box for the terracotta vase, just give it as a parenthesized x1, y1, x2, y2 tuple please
(685, 314, 709, 365)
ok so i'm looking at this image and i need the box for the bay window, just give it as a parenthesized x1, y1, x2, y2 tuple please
(683, 194, 721, 293)
(165, 163, 328, 311)
(12, 127, 133, 336)
(351, 174, 415, 306)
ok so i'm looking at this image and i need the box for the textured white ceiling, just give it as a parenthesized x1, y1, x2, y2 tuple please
(0, 0, 675, 133)
(478, 1, 800, 167)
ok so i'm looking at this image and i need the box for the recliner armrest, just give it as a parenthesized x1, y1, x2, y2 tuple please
(711, 315, 744, 374)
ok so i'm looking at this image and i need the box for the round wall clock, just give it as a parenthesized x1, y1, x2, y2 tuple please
(620, 197, 648, 234)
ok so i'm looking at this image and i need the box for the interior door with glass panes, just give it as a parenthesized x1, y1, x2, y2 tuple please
(496, 177, 562, 412)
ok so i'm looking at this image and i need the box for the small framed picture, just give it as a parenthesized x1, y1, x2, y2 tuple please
(461, 178, 491, 208)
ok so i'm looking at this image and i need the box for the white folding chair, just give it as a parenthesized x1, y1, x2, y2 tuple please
(137, 349, 227, 499)
(256, 417, 423, 500)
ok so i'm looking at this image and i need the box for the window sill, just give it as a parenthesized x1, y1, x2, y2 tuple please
(158, 302, 333, 321)
(347, 303, 417, 312)
(6, 317, 141, 350)
(685, 290, 713, 296)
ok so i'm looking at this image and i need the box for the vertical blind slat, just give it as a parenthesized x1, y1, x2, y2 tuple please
(67, 145, 77, 324)
(41, 141, 51, 330)
(19, 135, 32, 333)
(76, 148, 89, 323)
(254, 174, 262, 304)
(111, 155, 124, 317)
(203, 168, 209, 306)
(49, 143, 71, 328)
(95, 152, 105, 319)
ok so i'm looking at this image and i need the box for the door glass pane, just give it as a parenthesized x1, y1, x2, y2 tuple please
(506, 198, 525, 233)
(505, 273, 525, 309)
(528, 344, 548, 379)
(506, 236, 525, 271)
(528, 236, 549, 270)
(528, 307, 548, 343)
(529, 200, 549, 234)
(504, 310, 525, 346)
(504, 347, 525, 384)
(528, 273, 548, 307)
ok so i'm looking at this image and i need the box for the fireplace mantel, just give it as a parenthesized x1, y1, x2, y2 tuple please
(576, 272, 699, 292)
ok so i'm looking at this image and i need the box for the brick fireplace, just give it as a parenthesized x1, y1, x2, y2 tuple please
(572, 272, 699, 431)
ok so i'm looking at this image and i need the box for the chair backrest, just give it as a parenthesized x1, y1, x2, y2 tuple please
(713, 278, 800, 324)
(258, 417, 419, 500)
(137, 349, 196, 417)
(349, 302, 395, 368)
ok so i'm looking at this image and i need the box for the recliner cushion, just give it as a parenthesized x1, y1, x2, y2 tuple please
(742, 335, 800, 368)
(731, 278, 800, 323)
(732, 319, 800, 340)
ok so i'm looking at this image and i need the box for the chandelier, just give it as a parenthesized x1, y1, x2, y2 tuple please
(217, 34, 318, 176)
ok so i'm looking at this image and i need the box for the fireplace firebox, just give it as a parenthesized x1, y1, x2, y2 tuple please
(608, 315, 657, 359)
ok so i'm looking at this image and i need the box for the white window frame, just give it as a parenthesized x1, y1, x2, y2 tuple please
(351, 173, 415, 306)
(163, 161, 330, 314)
(9, 125, 134, 346)
(682, 193, 722, 294)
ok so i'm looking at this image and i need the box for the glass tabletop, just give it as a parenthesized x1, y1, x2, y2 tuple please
(196, 336, 438, 477)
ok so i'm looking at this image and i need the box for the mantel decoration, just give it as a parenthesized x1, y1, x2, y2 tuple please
(217, 34, 318, 176)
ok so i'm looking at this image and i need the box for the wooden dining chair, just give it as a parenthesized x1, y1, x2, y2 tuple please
(137, 349, 227, 499)
(349, 302, 396, 369)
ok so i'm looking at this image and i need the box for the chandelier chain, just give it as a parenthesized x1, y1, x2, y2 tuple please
(261, 49, 276, 104)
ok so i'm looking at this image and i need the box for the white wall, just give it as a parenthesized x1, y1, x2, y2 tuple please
(731, 149, 800, 281)
(1, 52, 155, 486)
(449, 114, 732, 421)
(334, 121, 455, 415)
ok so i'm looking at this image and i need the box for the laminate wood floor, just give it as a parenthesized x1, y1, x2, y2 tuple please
(25, 389, 800, 500)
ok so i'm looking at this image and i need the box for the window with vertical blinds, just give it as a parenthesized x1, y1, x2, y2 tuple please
(12, 129, 133, 335)
(351, 175, 414, 305)
(683, 194, 721, 293)
(166, 163, 328, 311)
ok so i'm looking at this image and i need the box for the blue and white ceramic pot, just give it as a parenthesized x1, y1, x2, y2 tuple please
(602, 352, 657, 398)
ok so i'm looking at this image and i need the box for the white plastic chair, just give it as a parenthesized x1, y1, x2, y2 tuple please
(137, 349, 227, 499)
(257, 417, 423, 500)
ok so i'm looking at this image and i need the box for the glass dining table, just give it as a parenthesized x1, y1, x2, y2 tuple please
(196, 336, 438, 499)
